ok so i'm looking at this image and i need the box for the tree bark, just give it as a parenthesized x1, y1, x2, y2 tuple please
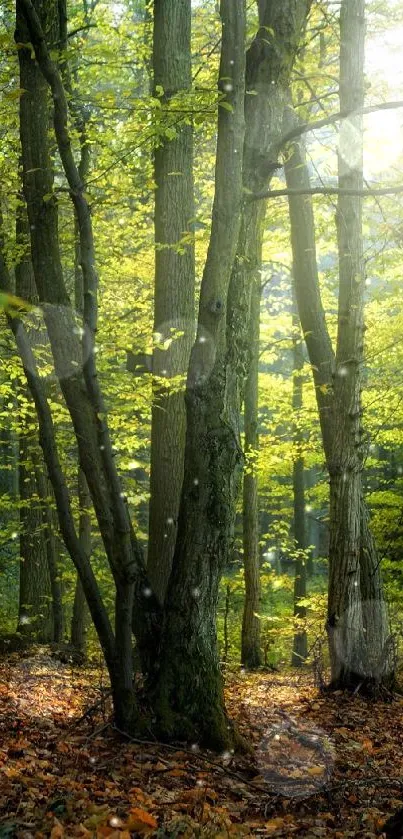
(238, 0, 311, 672)
(151, 0, 246, 749)
(15, 202, 62, 644)
(152, 0, 311, 748)
(241, 276, 262, 669)
(17, 440, 53, 643)
(148, 0, 195, 604)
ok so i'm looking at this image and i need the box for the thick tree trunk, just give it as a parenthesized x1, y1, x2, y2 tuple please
(291, 310, 307, 666)
(148, 0, 195, 604)
(151, 0, 246, 749)
(241, 276, 262, 669)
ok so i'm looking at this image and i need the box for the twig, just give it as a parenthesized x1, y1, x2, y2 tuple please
(112, 724, 271, 794)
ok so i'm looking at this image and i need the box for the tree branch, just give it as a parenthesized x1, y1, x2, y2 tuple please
(248, 184, 403, 202)
(278, 99, 403, 149)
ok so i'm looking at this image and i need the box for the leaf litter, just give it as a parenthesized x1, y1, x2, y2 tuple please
(0, 650, 402, 837)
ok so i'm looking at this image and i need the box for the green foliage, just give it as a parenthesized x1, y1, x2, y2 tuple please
(217, 564, 327, 668)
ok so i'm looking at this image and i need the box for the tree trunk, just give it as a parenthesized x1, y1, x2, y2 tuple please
(18, 438, 53, 642)
(70, 104, 91, 657)
(283, 0, 392, 689)
(327, 0, 390, 687)
(148, 0, 195, 604)
(151, 0, 247, 749)
(15, 201, 61, 644)
(291, 308, 307, 666)
(241, 276, 262, 669)
(152, 0, 311, 748)
(14, 0, 143, 730)
(238, 0, 311, 671)
(35, 468, 64, 642)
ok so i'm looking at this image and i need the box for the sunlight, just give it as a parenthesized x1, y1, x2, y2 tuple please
(365, 25, 403, 175)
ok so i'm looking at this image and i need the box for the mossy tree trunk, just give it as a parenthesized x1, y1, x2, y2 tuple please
(151, 0, 247, 749)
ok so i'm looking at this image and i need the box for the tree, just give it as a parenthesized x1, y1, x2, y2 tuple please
(240, 0, 312, 671)
(283, 0, 392, 689)
(15, 196, 62, 644)
(148, 0, 195, 604)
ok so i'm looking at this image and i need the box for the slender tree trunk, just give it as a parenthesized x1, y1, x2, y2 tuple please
(148, 0, 195, 604)
(291, 307, 307, 666)
(241, 276, 262, 669)
(327, 0, 390, 687)
(35, 467, 64, 642)
(70, 105, 91, 656)
(14, 0, 141, 730)
(238, 0, 311, 671)
(284, 0, 392, 688)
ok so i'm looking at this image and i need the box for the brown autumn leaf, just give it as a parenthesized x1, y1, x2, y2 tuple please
(126, 807, 158, 832)
(50, 818, 64, 839)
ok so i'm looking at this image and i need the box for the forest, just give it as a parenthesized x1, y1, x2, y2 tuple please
(1, 0, 403, 836)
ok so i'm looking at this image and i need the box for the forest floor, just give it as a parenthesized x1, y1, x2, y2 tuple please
(0, 650, 402, 838)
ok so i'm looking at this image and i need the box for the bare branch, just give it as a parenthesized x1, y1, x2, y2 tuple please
(248, 184, 403, 202)
(278, 99, 403, 149)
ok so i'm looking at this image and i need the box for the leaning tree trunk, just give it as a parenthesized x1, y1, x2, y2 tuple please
(241, 275, 262, 669)
(14, 0, 158, 731)
(291, 307, 307, 666)
(148, 0, 195, 604)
